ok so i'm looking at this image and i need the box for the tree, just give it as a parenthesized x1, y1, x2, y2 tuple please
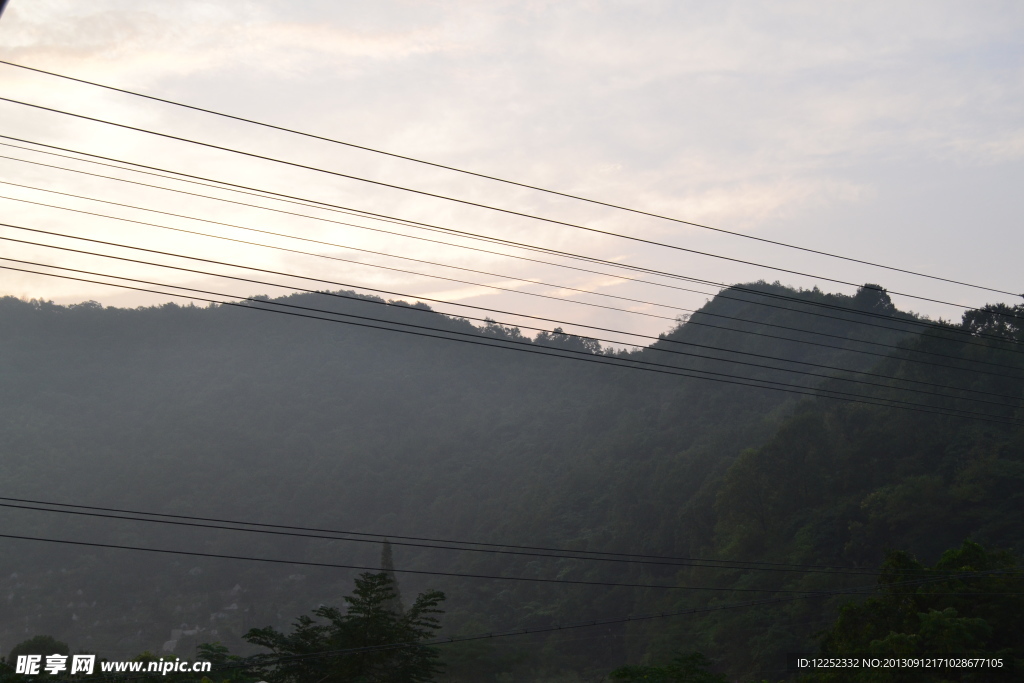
(0, 636, 70, 681)
(243, 570, 445, 682)
(805, 541, 1024, 682)
(961, 303, 1024, 340)
(852, 285, 896, 315)
(5, 636, 70, 665)
(609, 652, 728, 683)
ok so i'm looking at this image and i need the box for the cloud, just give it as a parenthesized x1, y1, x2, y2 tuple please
(0, 0, 1021, 324)
(1, 0, 464, 83)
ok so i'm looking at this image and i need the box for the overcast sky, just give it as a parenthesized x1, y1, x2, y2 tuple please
(0, 0, 1021, 343)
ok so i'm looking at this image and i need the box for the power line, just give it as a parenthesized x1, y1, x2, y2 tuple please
(4, 527, 1016, 616)
(3, 190, 1019, 391)
(1, 137, 714, 300)
(14, 499, 1016, 583)
(0, 258, 938, 419)
(0, 185, 683, 325)
(4, 170, 1008, 361)
(2, 164, 1015, 382)
(5, 226, 1021, 408)
(1, 58, 1016, 300)
(2, 154, 1018, 378)
(4, 244, 1020, 419)
(0, 496, 880, 573)
(20, 498, 1017, 579)
(0, 530, 867, 595)
(4, 255, 988, 422)
(0, 500, 891, 577)
(0, 145, 721, 302)
(3, 136, 1021, 354)
(2, 95, 1022, 324)
(4, 136, 1019, 358)
(3, 259, 1021, 426)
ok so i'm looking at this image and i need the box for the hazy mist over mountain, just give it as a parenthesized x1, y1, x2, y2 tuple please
(0, 284, 1021, 679)
(0, 2, 1022, 681)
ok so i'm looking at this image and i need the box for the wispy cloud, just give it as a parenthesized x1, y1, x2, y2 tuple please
(0, 0, 1021, 332)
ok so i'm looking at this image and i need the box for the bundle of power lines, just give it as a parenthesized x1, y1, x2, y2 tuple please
(0, 59, 1022, 675)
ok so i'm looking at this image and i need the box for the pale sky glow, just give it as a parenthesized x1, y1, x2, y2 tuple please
(0, 0, 1022, 343)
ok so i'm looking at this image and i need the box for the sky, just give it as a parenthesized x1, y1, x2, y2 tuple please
(0, 0, 1021, 345)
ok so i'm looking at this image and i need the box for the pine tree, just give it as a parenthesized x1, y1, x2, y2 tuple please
(242, 570, 445, 682)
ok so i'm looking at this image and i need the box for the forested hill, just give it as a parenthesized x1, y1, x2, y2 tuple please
(633, 303, 1024, 679)
(0, 281, 1021, 680)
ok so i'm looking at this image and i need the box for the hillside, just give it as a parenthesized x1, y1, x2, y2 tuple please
(0, 282, 1020, 680)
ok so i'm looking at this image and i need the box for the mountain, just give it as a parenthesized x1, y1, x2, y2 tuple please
(0, 282, 1020, 680)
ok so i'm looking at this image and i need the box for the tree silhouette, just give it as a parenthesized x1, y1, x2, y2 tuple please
(243, 570, 445, 682)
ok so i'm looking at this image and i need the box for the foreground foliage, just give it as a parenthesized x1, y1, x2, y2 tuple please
(609, 651, 728, 682)
(803, 541, 1023, 682)
(241, 571, 445, 682)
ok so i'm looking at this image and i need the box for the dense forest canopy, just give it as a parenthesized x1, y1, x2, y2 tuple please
(0, 281, 1021, 680)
